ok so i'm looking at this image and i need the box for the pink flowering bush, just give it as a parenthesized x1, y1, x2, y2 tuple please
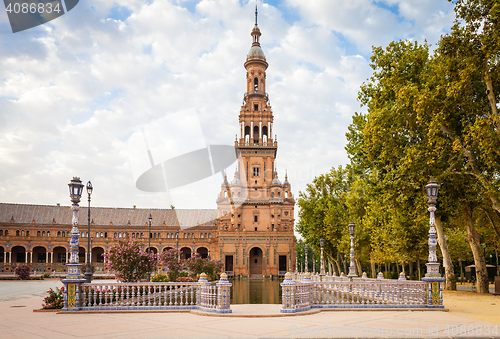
(159, 248, 182, 281)
(185, 254, 223, 281)
(14, 265, 30, 280)
(42, 287, 64, 309)
(103, 239, 157, 282)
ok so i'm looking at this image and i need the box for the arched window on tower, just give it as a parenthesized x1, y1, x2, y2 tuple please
(254, 126, 259, 143)
(262, 126, 268, 137)
(245, 126, 250, 136)
(254, 215, 258, 223)
(254, 78, 258, 91)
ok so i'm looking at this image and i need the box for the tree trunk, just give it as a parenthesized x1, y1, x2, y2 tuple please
(435, 215, 456, 290)
(464, 203, 489, 293)
(409, 260, 413, 279)
(370, 256, 376, 278)
(355, 258, 362, 276)
(459, 259, 464, 283)
(417, 257, 421, 280)
(482, 208, 500, 243)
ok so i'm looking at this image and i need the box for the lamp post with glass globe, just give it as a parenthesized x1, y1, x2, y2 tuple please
(295, 250, 298, 273)
(320, 238, 325, 276)
(422, 177, 445, 308)
(347, 222, 357, 278)
(147, 214, 152, 282)
(62, 177, 85, 311)
(305, 245, 308, 273)
(84, 181, 93, 283)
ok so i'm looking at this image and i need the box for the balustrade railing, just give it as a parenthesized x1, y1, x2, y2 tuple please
(62, 272, 232, 313)
(82, 282, 198, 310)
(282, 272, 435, 313)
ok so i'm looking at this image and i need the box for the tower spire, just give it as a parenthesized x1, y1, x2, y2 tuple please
(255, 3, 258, 26)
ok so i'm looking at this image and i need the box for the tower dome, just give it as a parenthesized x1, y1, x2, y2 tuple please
(246, 5, 266, 62)
(247, 45, 266, 61)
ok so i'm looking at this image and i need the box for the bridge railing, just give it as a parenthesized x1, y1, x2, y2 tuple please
(282, 272, 440, 313)
(61, 272, 232, 313)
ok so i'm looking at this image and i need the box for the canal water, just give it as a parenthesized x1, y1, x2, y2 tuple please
(230, 278, 282, 304)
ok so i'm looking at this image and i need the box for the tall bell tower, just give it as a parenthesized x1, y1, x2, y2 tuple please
(216, 6, 296, 278)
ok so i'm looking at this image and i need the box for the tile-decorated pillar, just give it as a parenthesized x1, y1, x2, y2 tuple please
(280, 272, 296, 313)
(196, 273, 208, 307)
(216, 273, 232, 313)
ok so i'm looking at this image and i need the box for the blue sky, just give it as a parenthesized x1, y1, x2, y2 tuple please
(0, 0, 456, 218)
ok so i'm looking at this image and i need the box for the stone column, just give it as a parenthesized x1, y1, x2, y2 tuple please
(3, 251, 6, 264)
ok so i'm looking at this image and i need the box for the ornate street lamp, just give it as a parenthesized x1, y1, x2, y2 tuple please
(305, 245, 308, 273)
(424, 178, 441, 277)
(84, 181, 93, 283)
(320, 238, 325, 275)
(67, 177, 84, 278)
(295, 250, 298, 273)
(423, 177, 444, 307)
(61, 177, 85, 311)
(176, 230, 180, 260)
(347, 222, 357, 277)
(147, 214, 152, 282)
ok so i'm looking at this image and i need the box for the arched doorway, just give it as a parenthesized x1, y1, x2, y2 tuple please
(249, 247, 263, 275)
(92, 247, 104, 263)
(79, 247, 86, 263)
(180, 247, 191, 260)
(196, 247, 208, 259)
(53, 246, 66, 263)
(11, 246, 26, 263)
(162, 247, 174, 252)
(32, 246, 46, 263)
(147, 247, 158, 254)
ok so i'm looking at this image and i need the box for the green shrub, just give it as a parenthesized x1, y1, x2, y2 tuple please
(42, 273, 51, 278)
(151, 273, 169, 282)
(42, 287, 64, 309)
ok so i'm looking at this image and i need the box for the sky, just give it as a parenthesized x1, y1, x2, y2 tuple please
(0, 0, 456, 219)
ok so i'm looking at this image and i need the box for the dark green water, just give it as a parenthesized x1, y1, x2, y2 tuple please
(230, 279, 282, 304)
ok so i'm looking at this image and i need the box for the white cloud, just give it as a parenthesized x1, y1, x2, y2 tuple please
(0, 0, 455, 217)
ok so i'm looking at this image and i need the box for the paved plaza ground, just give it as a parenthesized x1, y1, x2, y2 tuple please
(0, 279, 499, 338)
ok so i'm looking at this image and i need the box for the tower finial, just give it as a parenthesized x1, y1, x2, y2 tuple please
(255, 1, 258, 26)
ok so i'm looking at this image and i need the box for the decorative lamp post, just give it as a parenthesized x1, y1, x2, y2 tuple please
(347, 222, 357, 277)
(295, 250, 298, 273)
(84, 181, 93, 283)
(147, 214, 152, 282)
(62, 177, 85, 311)
(305, 245, 308, 273)
(423, 177, 445, 308)
(320, 238, 325, 275)
(176, 230, 180, 259)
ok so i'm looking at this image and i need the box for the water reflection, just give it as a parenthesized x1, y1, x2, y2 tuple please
(230, 279, 282, 304)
